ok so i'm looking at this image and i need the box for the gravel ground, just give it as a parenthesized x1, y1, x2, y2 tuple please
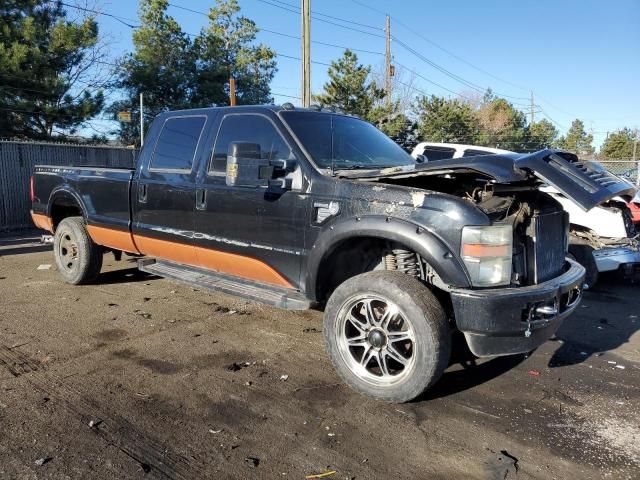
(0, 234, 638, 480)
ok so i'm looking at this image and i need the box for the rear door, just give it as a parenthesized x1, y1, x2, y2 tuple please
(193, 112, 308, 289)
(132, 114, 210, 264)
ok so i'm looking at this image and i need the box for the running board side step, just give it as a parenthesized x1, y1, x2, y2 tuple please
(138, 259, 311, 310)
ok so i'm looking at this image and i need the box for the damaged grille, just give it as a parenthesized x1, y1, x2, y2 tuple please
(527, 210, 567, 283)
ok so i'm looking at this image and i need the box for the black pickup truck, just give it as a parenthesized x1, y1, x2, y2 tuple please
(30, 105, 635, 402)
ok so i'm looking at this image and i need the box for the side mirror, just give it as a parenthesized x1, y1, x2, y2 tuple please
(226, 142, 293, 190)
(226, 142, 270, 187)
(415, 154, 428, 164)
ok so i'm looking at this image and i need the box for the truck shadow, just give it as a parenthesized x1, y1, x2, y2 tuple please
(414, 334, 527, 402)
(547, 272, 639, 368)
(97, 267, 159, 285)
(0, 244, 52, 256)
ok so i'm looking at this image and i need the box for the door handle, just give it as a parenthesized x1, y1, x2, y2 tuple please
(196, 188, 207, 210)
(138, 183, 147, 203)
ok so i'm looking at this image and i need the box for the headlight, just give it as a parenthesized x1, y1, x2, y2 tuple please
(461, 225, 513, 287)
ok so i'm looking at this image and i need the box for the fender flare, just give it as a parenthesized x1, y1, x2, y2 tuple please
(304, 216, 471, 299)
(47, 186, 88, 225)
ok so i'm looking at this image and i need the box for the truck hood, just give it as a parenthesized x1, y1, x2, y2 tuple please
(349, 149, 637, 212)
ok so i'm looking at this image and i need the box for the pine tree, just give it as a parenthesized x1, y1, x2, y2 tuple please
(314, 50, 383, 117)
(109, 0, 195, 144)
(599, 128, 636, 159)
(0, 0, 105, 139)
(557, 119, 595, 156)
(475, 98, 528, 151)
(415, 95, 480, 144)
(527, 119, 559, 151)
(193, 0, 276, 106)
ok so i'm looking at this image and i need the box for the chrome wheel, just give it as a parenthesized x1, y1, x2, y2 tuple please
(57, 231, 78, 272)
(335, 294, 416, 386)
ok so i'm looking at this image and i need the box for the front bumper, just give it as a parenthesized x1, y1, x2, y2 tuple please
(450, 259, 585, 357)
(593, 245, 640, 276)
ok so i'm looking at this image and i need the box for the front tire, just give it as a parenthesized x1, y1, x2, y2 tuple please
(53, 216, 103, 285)
(323, 271, 450, 403)
(568, 240, 599, 289)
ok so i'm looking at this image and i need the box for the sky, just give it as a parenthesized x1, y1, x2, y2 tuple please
(86, 0, 640, 148)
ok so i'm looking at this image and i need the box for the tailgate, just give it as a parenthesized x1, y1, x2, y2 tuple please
(516, 150, 637, 211)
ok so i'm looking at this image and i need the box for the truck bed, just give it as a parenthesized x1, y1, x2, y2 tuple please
(31, 165, 135, 234)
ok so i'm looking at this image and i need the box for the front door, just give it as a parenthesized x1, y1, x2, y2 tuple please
(132, 114, 209, 265)
(193, 112, 308, 290)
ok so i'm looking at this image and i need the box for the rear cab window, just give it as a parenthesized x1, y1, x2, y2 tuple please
(150, 116, 207, 171)
(422, 146, 456, 161)
(463, 149, 494, 157)
(209, 114, 291, 174)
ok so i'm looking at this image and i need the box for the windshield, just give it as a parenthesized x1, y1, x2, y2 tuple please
(280, 111, 415, 171)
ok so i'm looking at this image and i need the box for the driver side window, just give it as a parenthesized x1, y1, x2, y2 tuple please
(209, 114, 291, 174)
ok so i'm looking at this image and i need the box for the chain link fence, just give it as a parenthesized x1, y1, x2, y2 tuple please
(598, 160, 639, 186)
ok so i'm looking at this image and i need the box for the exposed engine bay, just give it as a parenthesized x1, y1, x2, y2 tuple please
(376, 170, 568, 287)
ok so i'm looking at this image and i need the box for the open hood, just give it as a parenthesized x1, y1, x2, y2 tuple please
(515, 149, 636, 211)
(353, 149, 637, 212)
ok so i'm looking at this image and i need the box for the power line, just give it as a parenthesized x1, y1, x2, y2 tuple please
(58, 1, 139, 28)
(253, 0, 384, 38)
(393, 36, 530, 103)
(265, 0, 380, 31)
(167, 2, 383, 56)
(349, 0, 531, 94)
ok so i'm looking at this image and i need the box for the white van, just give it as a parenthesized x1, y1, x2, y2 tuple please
(410, 142, 512, 161)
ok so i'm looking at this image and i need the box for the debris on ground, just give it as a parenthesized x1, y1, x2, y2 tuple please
(615, 365, 625, 369)
(305, 471, 337, 479)
(244, 456, 260, 468)
(107, 303, 118, 307)
(226, 362, 252, 372)
(527, 370, 540, 377)
(36, 264, 51, 270)
(280, 374, 289, 381)
(134, 310, 152, 319)
(485, 448, 518, 479)
(34, 457, 51, 466)
(208, 428, 223, 434)
(88, 419, 102, 428)
(303, 327, 321, 333)
(227, 310, 237, 315)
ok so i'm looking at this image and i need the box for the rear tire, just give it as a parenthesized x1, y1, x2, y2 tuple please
(53, 216, 103, 285)
(323, 271, 450, 403)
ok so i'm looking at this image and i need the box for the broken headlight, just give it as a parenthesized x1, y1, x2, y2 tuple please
(461, 225, 513, 287)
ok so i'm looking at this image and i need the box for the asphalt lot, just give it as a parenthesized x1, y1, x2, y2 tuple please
(0, 234, 638, 480)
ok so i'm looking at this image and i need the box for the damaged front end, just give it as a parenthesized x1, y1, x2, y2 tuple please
(353, 149, 636, 356)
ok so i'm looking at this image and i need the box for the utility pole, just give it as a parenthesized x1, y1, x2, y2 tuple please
(139, 92, 144, 146)
(530, 91, 535, 125)
(229, 77, 237, 106)
(633, 128, 639, 186)
(385, 15, 391, 107)
(301, 0, 311, 107)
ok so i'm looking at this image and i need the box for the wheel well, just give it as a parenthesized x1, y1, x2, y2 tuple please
(316, 237, 410, 303)
(50, 196, 84, 230)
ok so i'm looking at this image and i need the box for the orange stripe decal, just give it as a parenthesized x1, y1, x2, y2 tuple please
(87, 225, 140, 254)
(31, 212, 53, 232)
(131, 234, 292, 289)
